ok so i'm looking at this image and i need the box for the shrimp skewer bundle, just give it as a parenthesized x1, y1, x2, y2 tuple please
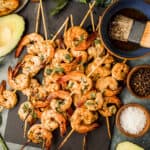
(0, 1, 131, 149)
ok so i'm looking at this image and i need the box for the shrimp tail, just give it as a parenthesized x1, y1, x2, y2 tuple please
(0, 80, 6, 94)
(74, 32, 97, 51)
(15, 37, 26, 58)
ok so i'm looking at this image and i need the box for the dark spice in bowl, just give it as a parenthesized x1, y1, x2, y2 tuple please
(130, 68, 150, 97)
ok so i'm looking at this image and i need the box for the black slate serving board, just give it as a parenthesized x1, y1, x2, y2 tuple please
(4, 1, 112, 150)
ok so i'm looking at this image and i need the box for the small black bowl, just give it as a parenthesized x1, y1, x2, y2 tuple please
(100, 0, 150, 60)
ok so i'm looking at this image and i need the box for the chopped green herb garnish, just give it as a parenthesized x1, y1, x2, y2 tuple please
(46, 68, 53, 75)
(85, 101, 94, 105)
(40, 55, 44, 61)
(54, 67, 64, 73)
(66, 81, 74, 89)
(94, 39, 100, 45)
(32, 111, 37, 119)
(90, 92, 96, 99)
(65, 54, 73, 63)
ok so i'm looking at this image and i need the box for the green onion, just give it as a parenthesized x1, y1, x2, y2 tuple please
(46, 68, 53, 75)
(90, 92, 96, 99)
(65, 54, 73, 63)
(54, 67, 64, 73)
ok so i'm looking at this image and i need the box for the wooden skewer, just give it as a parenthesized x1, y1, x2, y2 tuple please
(23, 120, 27, 138)
(87, 53, 109, 78)
(35, 3, 41, 33)
(20, 140, 31, 150)
(106, 117, 111, 139)
(40, 0, 48, 40)
(64, 18, 69, 34)
(123, 59, 127, 64)
(80, 1, 96, 27)
(96, 16, 102, 35)
(57, 129, 74, 150)
(51, 17, 69, 41)
(82, 134, 87, 150)
(89, 3, 95, 32)
(70, 14, 74, 27)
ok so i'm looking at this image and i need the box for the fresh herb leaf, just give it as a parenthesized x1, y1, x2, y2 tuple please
(65, 54, 73, 63)
(0, 134, 8, 150)
(51, 0, 69, 16)
(94, 39, 100, 45)
(54, 67, 64, 73)
(96, 0, 112, 7)
(90, 92, 96, 99)
(79, 0, 87, 4)
(46, 68, 53, 75)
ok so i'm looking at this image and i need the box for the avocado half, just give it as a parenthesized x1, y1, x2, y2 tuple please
(0, 14, 25, 57)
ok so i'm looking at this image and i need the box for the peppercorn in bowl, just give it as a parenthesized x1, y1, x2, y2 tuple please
(127, 65, 150, 99)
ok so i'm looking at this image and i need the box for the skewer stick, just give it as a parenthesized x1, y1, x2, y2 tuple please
(80, 1, 96, 27)
(35, 3, 41, 33)
(96, 16, 102, 35)
(87, 53, 109, 78)
(70, 14, 74, 27)
(20, 140, 31, 150)
(82, 134, 87, 150)
(123, 59, 127, 64)
(23, 120, 27, 138)
(40, 0, 48, 40)
(89, 4, 95, 32)
(51, 17, 69, 41)
(64, 18, 69, 34)
(106, 117, 111, 139)
(58, 129, 74, 150)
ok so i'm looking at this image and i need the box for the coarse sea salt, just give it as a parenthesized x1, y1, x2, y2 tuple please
(120, 106, 147, 134)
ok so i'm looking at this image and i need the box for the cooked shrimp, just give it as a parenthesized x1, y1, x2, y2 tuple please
(112, 63, 130, 80)
(64, 26, 97, 51)
(0, 80, 17, 109)
(21, 54, 44, 77)
(30, 86, 48, 108)
(15, 33, 44, 57)
(8, 66, 30, 91)
(87, 39, 105, 60)
(41, 109, 67, 136)
(99, 96, 121, 117)
(37, 40, 55, 64)
(52, 49, 73, 64)
(27, 124, 53, 150)
(47, 90, 72, 112)
(96, 76, 121, 96)
(70, 108, 99, 133)
(86, 58, 111, 79)
(22, 79, 40, 97)
(58, 71, 92, 94)
(78, 91, 104, 111)
(0, 0, 19, 16)
(18, 101, 37, 124)
(43, 75, 61, 93)
(70, 49, 88, 64)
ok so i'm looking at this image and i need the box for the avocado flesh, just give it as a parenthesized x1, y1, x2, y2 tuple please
(0, 14, 25, 57)
(116, 141, 144, 150)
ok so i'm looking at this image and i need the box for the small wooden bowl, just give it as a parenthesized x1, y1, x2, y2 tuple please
(127, 65, 150, 99)
(116, 103, 150, 138)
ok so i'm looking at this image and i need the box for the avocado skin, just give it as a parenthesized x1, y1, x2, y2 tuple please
(0, 14, 25, 57)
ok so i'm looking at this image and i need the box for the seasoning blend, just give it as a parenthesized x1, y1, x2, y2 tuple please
(120, 107, 146, 135)
(127, 65, 150, 99)
(116, 103, 150, 138)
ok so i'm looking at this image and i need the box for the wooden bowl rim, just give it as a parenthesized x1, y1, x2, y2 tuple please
(127, 64, 150, 99)
(116, 103, 150, 138)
